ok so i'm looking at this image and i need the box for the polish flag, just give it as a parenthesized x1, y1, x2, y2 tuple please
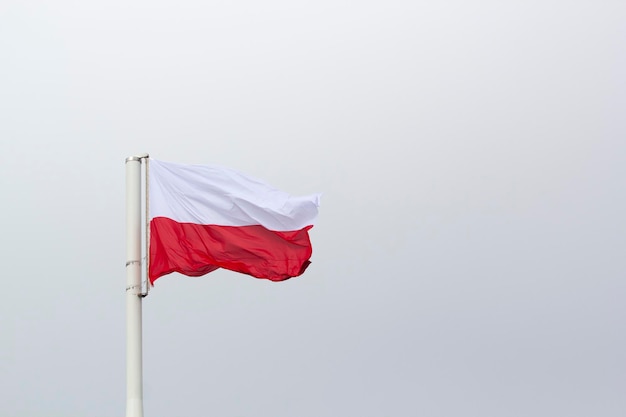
(148, 159, 321, 284)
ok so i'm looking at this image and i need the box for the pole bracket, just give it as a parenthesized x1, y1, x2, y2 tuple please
(125, 154, 149, 163)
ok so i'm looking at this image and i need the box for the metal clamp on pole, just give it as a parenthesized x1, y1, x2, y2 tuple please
(125, 153, 149, 163)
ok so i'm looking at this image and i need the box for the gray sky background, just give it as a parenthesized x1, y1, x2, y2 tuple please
(1, 1, 625, 416)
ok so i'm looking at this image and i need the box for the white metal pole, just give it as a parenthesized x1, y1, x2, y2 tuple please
(125, 156, 144, 417)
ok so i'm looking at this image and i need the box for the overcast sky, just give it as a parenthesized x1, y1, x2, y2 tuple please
(1, 1, 625, 416)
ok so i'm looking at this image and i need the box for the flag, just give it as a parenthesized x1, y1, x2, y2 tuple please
(148, 159, 321, 284)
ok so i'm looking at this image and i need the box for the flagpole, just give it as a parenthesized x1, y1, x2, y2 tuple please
(125, 155, 147, 417)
